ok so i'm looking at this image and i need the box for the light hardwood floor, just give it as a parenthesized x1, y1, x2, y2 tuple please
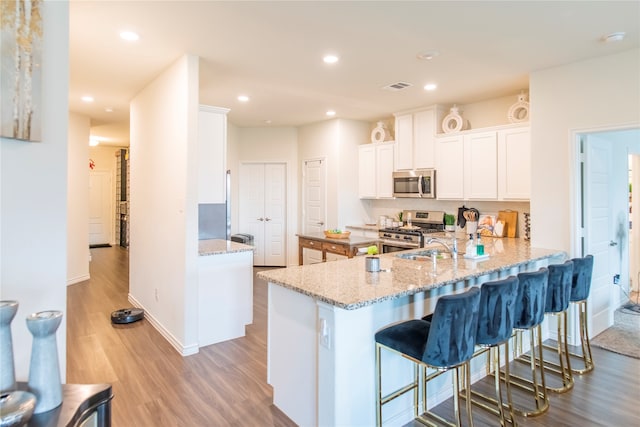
(68, 246, 640, 426)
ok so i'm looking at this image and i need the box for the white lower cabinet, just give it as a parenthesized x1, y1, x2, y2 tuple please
(358, 142, 395, 198)
(436, 125, 529, 201)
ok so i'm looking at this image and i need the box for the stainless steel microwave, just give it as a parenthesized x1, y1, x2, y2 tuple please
(392, 169, 436, 198)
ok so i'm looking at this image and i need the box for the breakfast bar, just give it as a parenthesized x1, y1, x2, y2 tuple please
(258, 238, 565, 426)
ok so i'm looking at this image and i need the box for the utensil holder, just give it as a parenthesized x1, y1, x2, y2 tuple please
(0, 301, 19, 392)
(365, 256, 380, 273)
(466, 221, 478, 235)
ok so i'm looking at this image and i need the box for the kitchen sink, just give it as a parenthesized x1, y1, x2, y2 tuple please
(395, 249, 455, 261)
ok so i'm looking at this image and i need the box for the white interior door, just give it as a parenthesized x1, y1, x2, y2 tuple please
(239, 163, 287, 266)
(264, 164, 286, 266)
(303, 159, 326, 264)
(89, 170, 112, 246)
(240, 164, 266, 265)
(584, 135, 615, 334)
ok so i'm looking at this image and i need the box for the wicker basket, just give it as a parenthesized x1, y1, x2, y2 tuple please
(324, 231, 351, 239)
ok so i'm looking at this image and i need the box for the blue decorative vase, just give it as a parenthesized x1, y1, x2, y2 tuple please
(26, 310, 63, 414)
(0, 301, 19, 393)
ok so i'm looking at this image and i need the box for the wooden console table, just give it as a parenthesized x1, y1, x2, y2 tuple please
(297, 233, 379, 265)
(17, 382, 113, 427)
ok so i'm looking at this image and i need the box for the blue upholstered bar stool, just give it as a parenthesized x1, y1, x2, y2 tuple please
(375, 287, 481, 427)
(569, 255, 595, 373)
(539, 260, 574, 393)
(466, 276, 519, 427)
(507, 268, 549, 417)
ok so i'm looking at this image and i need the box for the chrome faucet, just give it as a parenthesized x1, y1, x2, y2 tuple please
(426, 235, 458, 260)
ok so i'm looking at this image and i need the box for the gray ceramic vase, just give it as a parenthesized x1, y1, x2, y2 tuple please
(26, 310, 63, 414)
(0, 301, 19, 393)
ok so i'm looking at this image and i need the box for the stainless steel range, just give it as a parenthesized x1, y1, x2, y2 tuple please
(378, 210, 445, 253)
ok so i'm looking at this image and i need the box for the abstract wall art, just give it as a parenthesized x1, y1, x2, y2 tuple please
(1, 0, 43, 142)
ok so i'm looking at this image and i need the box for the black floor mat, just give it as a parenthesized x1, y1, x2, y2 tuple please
(89, 244, 112, 248)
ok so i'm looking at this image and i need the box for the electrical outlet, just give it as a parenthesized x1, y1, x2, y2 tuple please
(614, 274, 620, 285)
(319, 318, 331, 349)
(155, 288, 159, 301)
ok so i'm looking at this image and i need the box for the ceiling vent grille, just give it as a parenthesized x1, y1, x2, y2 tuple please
(382, 81, 412, 91)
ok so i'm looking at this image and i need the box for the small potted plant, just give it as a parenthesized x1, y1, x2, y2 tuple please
(444, 213, 456, 231)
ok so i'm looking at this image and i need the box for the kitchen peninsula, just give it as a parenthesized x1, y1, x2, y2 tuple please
(258, 238, 565, 426)
(198, 239, 254, 348)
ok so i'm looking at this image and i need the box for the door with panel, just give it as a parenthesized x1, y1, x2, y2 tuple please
(303, 159, 326, 264)
(89, 170, 113, 246)
(239, 163, 287, 266)
(583, 135, 615, 335)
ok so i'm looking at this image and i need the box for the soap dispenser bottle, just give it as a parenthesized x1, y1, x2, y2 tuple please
(465, 234, 475, 256)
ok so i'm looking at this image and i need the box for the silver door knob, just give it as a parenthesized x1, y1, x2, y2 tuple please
(609, 240, 618, 246)
(265, 218, 271, 221)
(258, 217, 264, 221)
(317, 221, 324, 226)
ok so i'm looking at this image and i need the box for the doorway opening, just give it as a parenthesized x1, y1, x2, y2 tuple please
(574, 127, 640, 338)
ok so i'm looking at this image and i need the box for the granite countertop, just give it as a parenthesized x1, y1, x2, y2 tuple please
(199, 239, 255, 256)
(258, 238, 566, 310)
(297, 232, 379, 246)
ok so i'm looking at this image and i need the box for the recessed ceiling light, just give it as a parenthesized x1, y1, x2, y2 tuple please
(237, 95, 250, 102)
(264, 120, 272, 124)
(89, 138, 100, 147)
(105, 107, 113, 113)
(323, 55, 339, 64)
(120, 31, 139, 41)
(424, 83, 437, 91)
(602, 32, 625, 43)
(81, 95, 94, 103)
(326, 110, 336, 117)
(416, 50, 440, 60)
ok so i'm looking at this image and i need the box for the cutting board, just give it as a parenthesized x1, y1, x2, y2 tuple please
(497, 210, 518, 238)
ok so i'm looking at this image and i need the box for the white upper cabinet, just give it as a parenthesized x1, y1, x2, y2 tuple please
(436, 124, 529, 201)
(435, 135, 465, 199)
(498, 127, 531, 200)
(359, 142, 395, 199)
(198, 105, 229, 203)
(394, 106, 444, 171)
(464, 131, 498, 199)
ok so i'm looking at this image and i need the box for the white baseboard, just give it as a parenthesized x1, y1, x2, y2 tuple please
(127, 294, 199, 356)
(67, 274, 90, 286)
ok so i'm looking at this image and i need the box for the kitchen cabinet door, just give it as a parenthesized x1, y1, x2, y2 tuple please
(464, 131, 498, 199)
(376, 143, 395, 198)
(394, 114, 413, 170)
(498, 127, 530, 200)
(414, 108, 440, 169)
(358, 145, 376, 198)
(435, 135, 464, 199)
(358, 142, 395, 199)
(197, 105, 229, 203)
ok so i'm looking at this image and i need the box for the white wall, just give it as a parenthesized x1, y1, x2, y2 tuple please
(68, 112, 90, 284)
(234, 126, 299, 266)
(129, 54, 200, 355)
(530, 49, 640, 253)
(298, 119, 370, 231)
(0, 1, 69, 381)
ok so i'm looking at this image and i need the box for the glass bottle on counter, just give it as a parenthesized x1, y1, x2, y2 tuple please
(476, 232, 485, 256)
